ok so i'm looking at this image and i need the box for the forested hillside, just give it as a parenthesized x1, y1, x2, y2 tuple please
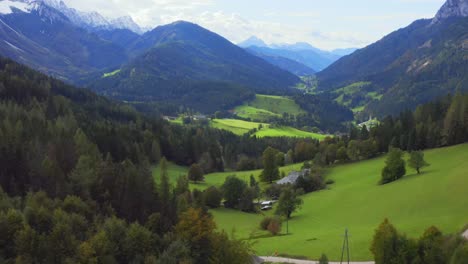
(317, 16, 468, 117)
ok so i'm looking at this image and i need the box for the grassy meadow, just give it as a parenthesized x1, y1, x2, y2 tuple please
(210, 119, 327, 139)
(235, 94, 305, 121)
(211, 144, 468, 260)
(210, 119, 266, 135)
(254, 126, 328, 140)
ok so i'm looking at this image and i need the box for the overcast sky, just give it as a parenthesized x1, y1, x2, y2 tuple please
(62, 0, 446, 50)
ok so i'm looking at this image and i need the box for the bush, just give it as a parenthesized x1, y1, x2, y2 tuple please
(325, 179, 335, 185)
(319, 253, 329, 264)
(260, 216, 282, 235)
(204, 186, 222, 208)
(267, 218, 282, 235)
(264, 184, 283, 200)
(260, 217, 273, 230)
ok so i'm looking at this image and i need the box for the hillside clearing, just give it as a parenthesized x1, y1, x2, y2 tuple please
(212, 144, 468, 260)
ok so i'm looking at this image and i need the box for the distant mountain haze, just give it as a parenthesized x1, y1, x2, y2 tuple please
(238, 36, 357, 72)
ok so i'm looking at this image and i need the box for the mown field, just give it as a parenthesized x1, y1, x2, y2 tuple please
(210, 119, 267, 135)
(210, 119, 327, 139)
(235, 94, 305, 121)
(254, 126, 327, 140)
(211, 144, 468, 260)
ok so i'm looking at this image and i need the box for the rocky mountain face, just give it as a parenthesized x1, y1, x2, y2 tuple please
(0, 0, 145, 34)
(433, 0, 468, 23)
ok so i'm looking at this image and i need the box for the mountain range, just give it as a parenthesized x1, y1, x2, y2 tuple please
(0, 0, 466, 119)
(317, 0, 468, 117)
(91, 21, 301, 112)
(0, 0, 301, 112)
(239, 37, 358, 72)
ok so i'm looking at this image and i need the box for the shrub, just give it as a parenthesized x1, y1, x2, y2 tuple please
(260, 217, 273, 230)
(267, 218, 282, 235)
(204, 186, 222, 208)
(325, 179, 335, 185)
(319, 253, 329, 264)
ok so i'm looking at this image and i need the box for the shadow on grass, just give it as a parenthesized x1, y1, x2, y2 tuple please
(401, 169, 436, 181)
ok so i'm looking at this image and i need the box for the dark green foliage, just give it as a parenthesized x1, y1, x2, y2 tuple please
(408, 151, 430, 174)
(203, 186, 222, 209)
(371, 219, 413, 264)
(221, 176, 248, 209)
(260, 147, 280, 183)
(371, 219, 466, 264)
(319, 253, 329, 264)
(293, 94, 354, 131)
(381, 148, 406, 184)
(92, 21, 300, 114)
(450, 242, 468, 264)
(295, 172, 325, 194)
(0, 58, 256, 263)
(275, 186, 303, 219)
(238, 187, 256, 212)
(188, 163, 204, 183)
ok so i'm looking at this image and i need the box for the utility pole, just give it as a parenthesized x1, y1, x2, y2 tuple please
(340, 228, 350, 264)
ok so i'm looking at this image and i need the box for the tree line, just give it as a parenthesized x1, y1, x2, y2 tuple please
(371, 219, 467, 264)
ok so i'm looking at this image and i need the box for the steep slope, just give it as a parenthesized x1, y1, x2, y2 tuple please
(246, 47, 316, 76)
(91, 21, 301, 113)
(0, 1, 127, 83)
(39, 0, 145, 33)
(317, 0, 468, 117)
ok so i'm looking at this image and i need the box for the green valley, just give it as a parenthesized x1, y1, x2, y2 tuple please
(211, 144, 468, 260)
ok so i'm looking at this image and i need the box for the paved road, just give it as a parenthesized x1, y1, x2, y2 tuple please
(258, 256, 374, 264)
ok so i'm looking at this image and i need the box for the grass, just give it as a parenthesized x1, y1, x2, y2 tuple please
(210, 119, 267, 135)
(254, 127, 328, 140)
(210, 119, 328, 139)
(152, 161, 188, 185)
(190, 163, 305, 191)
(352, 105, 365, 113)
(235, 105, 280, 121)
(234, 94, 305, 121)
(152, 159, 305, 191)
(102, 69, 121, 78)
(212, 144, 468, 261)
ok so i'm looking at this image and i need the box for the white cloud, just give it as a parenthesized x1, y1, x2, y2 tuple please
(61, 0, 445, 50)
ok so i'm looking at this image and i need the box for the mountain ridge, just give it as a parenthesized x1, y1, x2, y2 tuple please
(316, 0, 468, 117)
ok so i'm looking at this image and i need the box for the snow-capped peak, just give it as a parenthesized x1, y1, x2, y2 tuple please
(0, 0, 33, 15)
(109, 16, 143, 34)
(35, 0, 144, 33)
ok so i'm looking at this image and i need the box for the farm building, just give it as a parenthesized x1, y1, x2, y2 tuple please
(277, 169, 310, 185)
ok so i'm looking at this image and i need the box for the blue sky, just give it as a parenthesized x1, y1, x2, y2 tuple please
(63, 0, 446, 50)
